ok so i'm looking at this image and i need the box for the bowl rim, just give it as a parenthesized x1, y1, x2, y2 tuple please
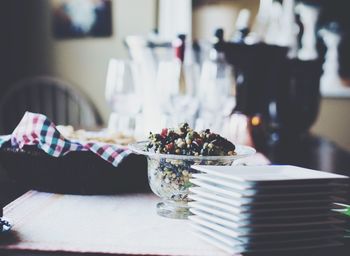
(128, 141, 256, 161)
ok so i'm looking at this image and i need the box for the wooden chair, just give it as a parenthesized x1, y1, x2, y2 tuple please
(0, 76, 103, 134)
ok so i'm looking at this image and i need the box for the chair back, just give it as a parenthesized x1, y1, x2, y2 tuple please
(0, 76, 103, 134)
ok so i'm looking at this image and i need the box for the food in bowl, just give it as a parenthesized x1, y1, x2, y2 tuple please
(146, 123, 236, 156)
(129, 123, 255, 219)
(56, 125, 135, 145)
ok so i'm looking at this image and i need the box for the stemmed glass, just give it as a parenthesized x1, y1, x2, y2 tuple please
(156, 60, 199, 129)
(196, 52, 236, 134)
(105, 59, 142, 137)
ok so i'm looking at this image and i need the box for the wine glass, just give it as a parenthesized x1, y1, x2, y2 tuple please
(196, 54, 236, 134)
(105, 59, 142, 136)
(156, 60, 199, 129)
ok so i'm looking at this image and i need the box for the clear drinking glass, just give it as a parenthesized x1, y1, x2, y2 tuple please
(129, 141, 256, 219)
(197, 55, 236, 134)
(156, 60, 199, 129)
(105, 59, 142, 136)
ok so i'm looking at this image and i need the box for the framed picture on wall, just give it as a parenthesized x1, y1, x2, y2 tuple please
(51, 0, 112, 39)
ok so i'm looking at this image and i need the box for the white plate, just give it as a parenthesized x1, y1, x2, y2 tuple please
(189, 186, 253, 206)
(188, 201, 339, 224)
(190, 222, 245, 251)
(190, 208, 245, 229)
(190, 221, 343, 248)
(188, 215, 343, 239)
(189, 194, 333, 214)
(193, 228, 244, 255)
(189, 194, 250, 214)
(189, 186, 341, 207)
(189, 201, 249, 223)
(190, 178, 347, 199)
(190, 222, 244, 247)
(191, 165, 349, 184)
(191, 173, 349, 192)
(191, 173, 257, 196)
(190, 207, 344, 229)
(189, 186, 338, 209)
(191, 222, 343, 254)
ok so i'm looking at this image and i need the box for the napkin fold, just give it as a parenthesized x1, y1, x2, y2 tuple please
(0, 112, 131, 167)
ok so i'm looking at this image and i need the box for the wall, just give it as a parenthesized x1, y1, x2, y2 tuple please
(192, 0, 259, 40)
(312, 98, 350, 151)
(0, 1, 46, 92)
(0, 0, 157, 123)
(51, 0, 157, 122)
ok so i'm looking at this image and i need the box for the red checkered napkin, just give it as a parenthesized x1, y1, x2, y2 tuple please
(0, 112, 131, 167)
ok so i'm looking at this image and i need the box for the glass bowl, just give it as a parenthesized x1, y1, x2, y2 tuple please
(129, 141, 256, 219)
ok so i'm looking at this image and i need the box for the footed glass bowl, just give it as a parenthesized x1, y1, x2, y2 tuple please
(129, 141, 256, 219)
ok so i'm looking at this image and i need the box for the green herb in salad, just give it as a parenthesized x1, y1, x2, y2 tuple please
(146, 123, 236, 156)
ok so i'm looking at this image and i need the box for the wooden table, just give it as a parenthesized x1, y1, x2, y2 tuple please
(1, 134, 350, 255)
(263, 134, 350, 175)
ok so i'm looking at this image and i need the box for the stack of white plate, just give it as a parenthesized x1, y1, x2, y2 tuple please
(188, 165, 349, 254)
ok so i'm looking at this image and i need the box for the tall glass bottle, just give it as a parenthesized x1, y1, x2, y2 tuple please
(173, 34, 187, 95)
(231, 9, 251, 43)
(160, 34, 198, 128)
(197, 28, 235, 133)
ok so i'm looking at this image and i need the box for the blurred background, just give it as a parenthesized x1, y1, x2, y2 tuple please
(0, 0, 349, 151)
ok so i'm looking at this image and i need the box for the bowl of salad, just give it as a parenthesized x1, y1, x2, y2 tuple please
(129, 123, 255, 219)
